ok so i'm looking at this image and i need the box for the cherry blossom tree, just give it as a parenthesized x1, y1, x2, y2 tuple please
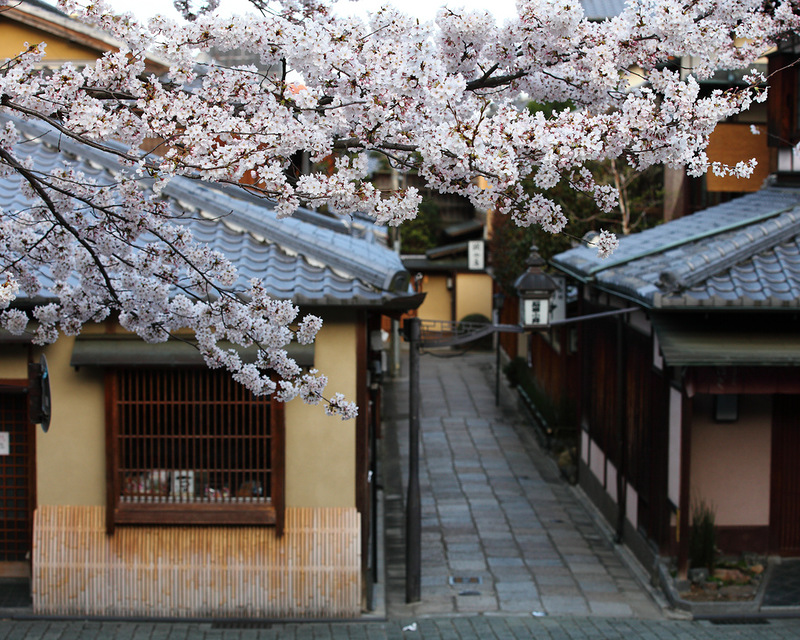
(0, 0, 797, 415)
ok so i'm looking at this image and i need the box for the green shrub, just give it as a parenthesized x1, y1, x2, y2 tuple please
(689, 498, 717, 573)
(503, 356, 527, 388)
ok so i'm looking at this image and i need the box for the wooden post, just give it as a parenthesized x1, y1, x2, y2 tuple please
(677, 388, 692, 578)
(405, 317, 421, 603)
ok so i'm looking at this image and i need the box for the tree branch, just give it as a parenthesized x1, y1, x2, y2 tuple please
(466, 69, 527, 91)
(0, 146, 122, 306)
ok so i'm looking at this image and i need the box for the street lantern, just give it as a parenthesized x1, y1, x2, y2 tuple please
(514, 244, 559, 329)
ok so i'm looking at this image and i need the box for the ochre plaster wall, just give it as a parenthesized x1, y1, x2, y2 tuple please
(35, 336, 106, 507)
(0, 343, 29, 380)
(8, 312, 357, 510)
(0, 21, 101, 63)
(415, 274, 452, 322)
(455, 272, 493, 322)
(690, 394, 772, 527)
(285, 311, 357, 509)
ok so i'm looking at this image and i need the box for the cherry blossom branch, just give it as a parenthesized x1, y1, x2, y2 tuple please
(0, 0, 797, 416)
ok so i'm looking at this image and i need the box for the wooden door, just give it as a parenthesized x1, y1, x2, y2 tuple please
(0, 389, 32, 575)
(771, 395, 800, 555)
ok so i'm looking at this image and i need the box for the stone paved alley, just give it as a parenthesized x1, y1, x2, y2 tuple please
(381, 349, 663, 619)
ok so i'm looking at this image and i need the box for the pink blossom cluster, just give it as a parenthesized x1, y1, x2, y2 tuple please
(0, 0, 798, 416)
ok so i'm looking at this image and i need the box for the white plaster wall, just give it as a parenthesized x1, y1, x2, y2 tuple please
(607, 461, 618, 501)
(668, 387, 682, 507)
(590, 439, 605, 485)
(581, 430, 589, 465)
(627, 483, 639, 528)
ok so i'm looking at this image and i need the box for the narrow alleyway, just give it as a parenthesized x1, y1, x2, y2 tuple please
(381, 348, 664, 619)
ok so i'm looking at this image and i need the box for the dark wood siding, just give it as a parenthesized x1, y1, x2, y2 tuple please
(771, 395, 800, 555)
(624, 328, 669, 549)
(580, 313, 670, 550)
(583, 316, 619, 453)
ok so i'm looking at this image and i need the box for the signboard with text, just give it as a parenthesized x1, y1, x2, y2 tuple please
(468, 240, 484, 271)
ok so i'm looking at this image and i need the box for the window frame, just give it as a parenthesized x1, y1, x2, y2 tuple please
(104, 368, 284, 533)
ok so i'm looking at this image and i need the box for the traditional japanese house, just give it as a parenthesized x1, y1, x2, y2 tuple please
(0, 115, 421, 618)
(0, 0, 168, 73)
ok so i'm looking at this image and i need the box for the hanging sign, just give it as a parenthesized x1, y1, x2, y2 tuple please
(28, 354, 52, 432)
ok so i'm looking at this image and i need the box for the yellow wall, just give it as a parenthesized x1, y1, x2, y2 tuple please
(455, 272, 493, 322)
(285, 311, 358, 508)
(0, 21, 102, 63)
(416, 274, 452, 322)
(13, 311, 359, 510)
(690, 394, 772, 526)
(0, 342, 28, 379)
(35, 336, 107, 506)
(411, 272, 493, 324)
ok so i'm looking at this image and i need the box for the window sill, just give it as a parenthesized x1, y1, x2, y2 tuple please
(112, 501, 277, 526)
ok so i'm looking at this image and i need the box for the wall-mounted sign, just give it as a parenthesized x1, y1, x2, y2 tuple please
(468, 240, 485, 271)
(0, 432, 8, 456)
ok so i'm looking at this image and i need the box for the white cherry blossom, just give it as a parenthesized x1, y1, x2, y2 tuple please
(1, 0, 798, 416)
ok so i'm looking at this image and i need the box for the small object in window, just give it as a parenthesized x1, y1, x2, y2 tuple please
(237, 480, 263, 498)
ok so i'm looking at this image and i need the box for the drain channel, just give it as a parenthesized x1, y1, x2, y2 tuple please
(708, 618, 769, 626)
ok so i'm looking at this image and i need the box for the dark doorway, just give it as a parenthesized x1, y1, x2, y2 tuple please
(0, 390, 32, 573)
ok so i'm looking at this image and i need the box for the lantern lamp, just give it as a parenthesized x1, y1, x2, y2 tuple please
(514, 244, 559, 329)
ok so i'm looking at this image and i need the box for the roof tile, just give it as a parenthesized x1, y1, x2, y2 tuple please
(551, 186, 800, 309)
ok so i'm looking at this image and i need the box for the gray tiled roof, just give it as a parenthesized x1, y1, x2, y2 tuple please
(550, 186, 800, 309)
(581, 0, 626, 20)
(2, 115, 413, 309)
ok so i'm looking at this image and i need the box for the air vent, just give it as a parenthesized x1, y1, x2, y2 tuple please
(210, 621, 274, 629)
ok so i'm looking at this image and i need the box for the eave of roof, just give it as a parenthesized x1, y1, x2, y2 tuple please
(402, 256, 468, 272)
(443, 219, 483, 239)
(4, 1, 170, 72)
(70, 334, 315, 368)
(425, 241, 469, 260)
(652, 313, 800, 366)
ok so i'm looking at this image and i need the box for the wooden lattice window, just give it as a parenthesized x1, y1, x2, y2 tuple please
(106, 368, 284, 530)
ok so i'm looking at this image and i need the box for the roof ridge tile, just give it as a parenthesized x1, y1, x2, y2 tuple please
(657, 209, 800, 293)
